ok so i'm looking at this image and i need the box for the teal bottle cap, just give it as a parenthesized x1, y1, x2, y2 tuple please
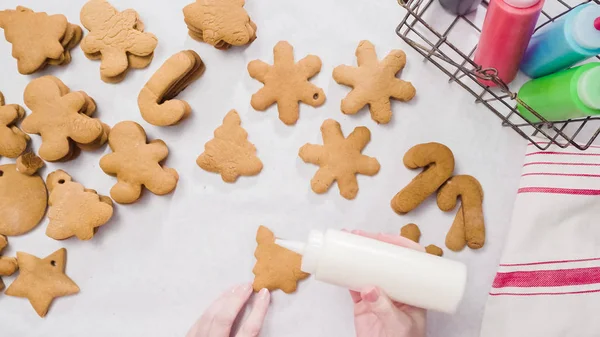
(573, 5, 600, 50)
(578, 66, 600, 110)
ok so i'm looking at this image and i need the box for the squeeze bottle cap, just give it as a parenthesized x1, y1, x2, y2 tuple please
(572, 5, 600, 50)
(275, 230, 324, 274)
(578, 66, 600, 110)
(503, 0, 541, 9)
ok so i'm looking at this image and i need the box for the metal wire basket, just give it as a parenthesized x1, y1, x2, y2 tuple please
(396, 0, 600, 150)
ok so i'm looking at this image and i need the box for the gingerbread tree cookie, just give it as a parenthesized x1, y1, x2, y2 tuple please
(252, 226, 309, 293)
(6, 248, 79, 317)
(0, 7, 81, 74)
(46, 170, 113, 241)
(100, 121, 179, 204)
(299, 119, 380, 200)
(0, 235, 18, 291)
(197, 110, 263, 182)
(183, 0, 257, 49)
(80, 0, 158, 82)
(248, 41, 326, 125)
(21, 76, 105, 162)
(0, 92, 29, 158)
(333, 40, 416, 124)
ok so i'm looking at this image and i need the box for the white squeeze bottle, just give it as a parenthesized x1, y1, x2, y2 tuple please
(276, 229, 467, 313)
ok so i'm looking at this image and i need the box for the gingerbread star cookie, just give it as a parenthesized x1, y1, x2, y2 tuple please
(197, 110, 263, 182)
(183, 0, 257, 49)
(299, 119, 380, 200)
(6, 248, 79, 317)
(0, 91, 29, 158)
(252, 226, 309, 293)
(99, 121, 179, 204)
(46, 170, 113, 241)
(333, 40, 416, 124)
(248, 41, 326, 125)
(0, 235, 18, 291)
(80, 0, 158, 82)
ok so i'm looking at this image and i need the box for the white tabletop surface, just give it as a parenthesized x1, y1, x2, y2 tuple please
(0, 0, 528, 336)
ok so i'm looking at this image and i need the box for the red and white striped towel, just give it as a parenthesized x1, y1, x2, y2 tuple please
(480, 141, 600, 337)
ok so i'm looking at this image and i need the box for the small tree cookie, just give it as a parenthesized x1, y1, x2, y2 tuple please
(100, 121, 179, 204)
(252, 226, 309, 293)
(197, 110, 262, 182)
(333, 40, 416, 124)
(299, 119, 380, 200)
(46, 170, 113, 241)
(0, 92, 29, 158)
(248, 41, 326, 125)
(183, 0, 257, 49)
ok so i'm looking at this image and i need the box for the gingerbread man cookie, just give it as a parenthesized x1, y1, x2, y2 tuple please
(0, 92, 29, 158)
(99, 121, 179, 204)
(46, 170, 113, 241)
(80, 0, 158, 82)
(248, 41, 326, 125)
(21, 76, 105, 162)
(333, 40, 416, 124)
(6, 248, 79, 317)
(183, 0, 257, 49)
(197, 110, 263, 182)
(299, 119, 380, 200)
(0, 235, 18, 291)
(252, 226, 309, 293)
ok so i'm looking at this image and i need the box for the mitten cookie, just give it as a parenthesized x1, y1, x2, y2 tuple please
(197, 110, 263, 182)
(80, 0, 158, 82)
(248, 41, 326, 125)
(99, 121, 179, 204)
(0, 160, 47, 236)
(139, 50, 205, 126)
(391, 142, 454, 214)
(16, 151, 45, 176)
(0, 92, 29, 158)
(437, 175, 485, 251)
(6, 248, 79, 317)
(299, 119, 380, 200)
(333, 40, 416, 124)
(252, 226, 309, 293)
(46, 170, 113, 241)
(0, 6, 82, 74)
(183, 0, 257, 49)
(0, 235, 18, 291)
(399, 223, 443, 256)
(21, 76, 106, 162)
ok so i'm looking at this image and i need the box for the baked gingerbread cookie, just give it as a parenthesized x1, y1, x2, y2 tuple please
(437, 175, 485, 251)
(0, 91, 29, 158)
(0, 6, 82, 74)
(16, 151, 45, 176)
(197, 110, 263, 182)
(399, 223, 443, 256)
(46, 170, 113, 241)
(80, 0, 158, 82)
(391, 142, 454, 214)
(248, 41, 326, 125)
(183, 0, 257, 49)
(6, 248, 79, 317)
(299, 119, 380, 200)
(99, 121, 179, 204)
(139, 50, 205, 126)
(0, 160, 47, 237)
(0, 235, 18, 291)
(333, 40, 416, 124)
(252, 226, 309, 293)
(21, 76, 107, 162)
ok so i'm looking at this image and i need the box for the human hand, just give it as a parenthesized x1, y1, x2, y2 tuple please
(349, 230, 427, 337)
(186, 283, 270, 337)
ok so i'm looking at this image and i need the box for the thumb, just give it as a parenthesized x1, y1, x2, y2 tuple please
(360, 287, 413, 335)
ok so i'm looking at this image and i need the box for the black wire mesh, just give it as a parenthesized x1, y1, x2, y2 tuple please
(396, 0, 600, 150)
